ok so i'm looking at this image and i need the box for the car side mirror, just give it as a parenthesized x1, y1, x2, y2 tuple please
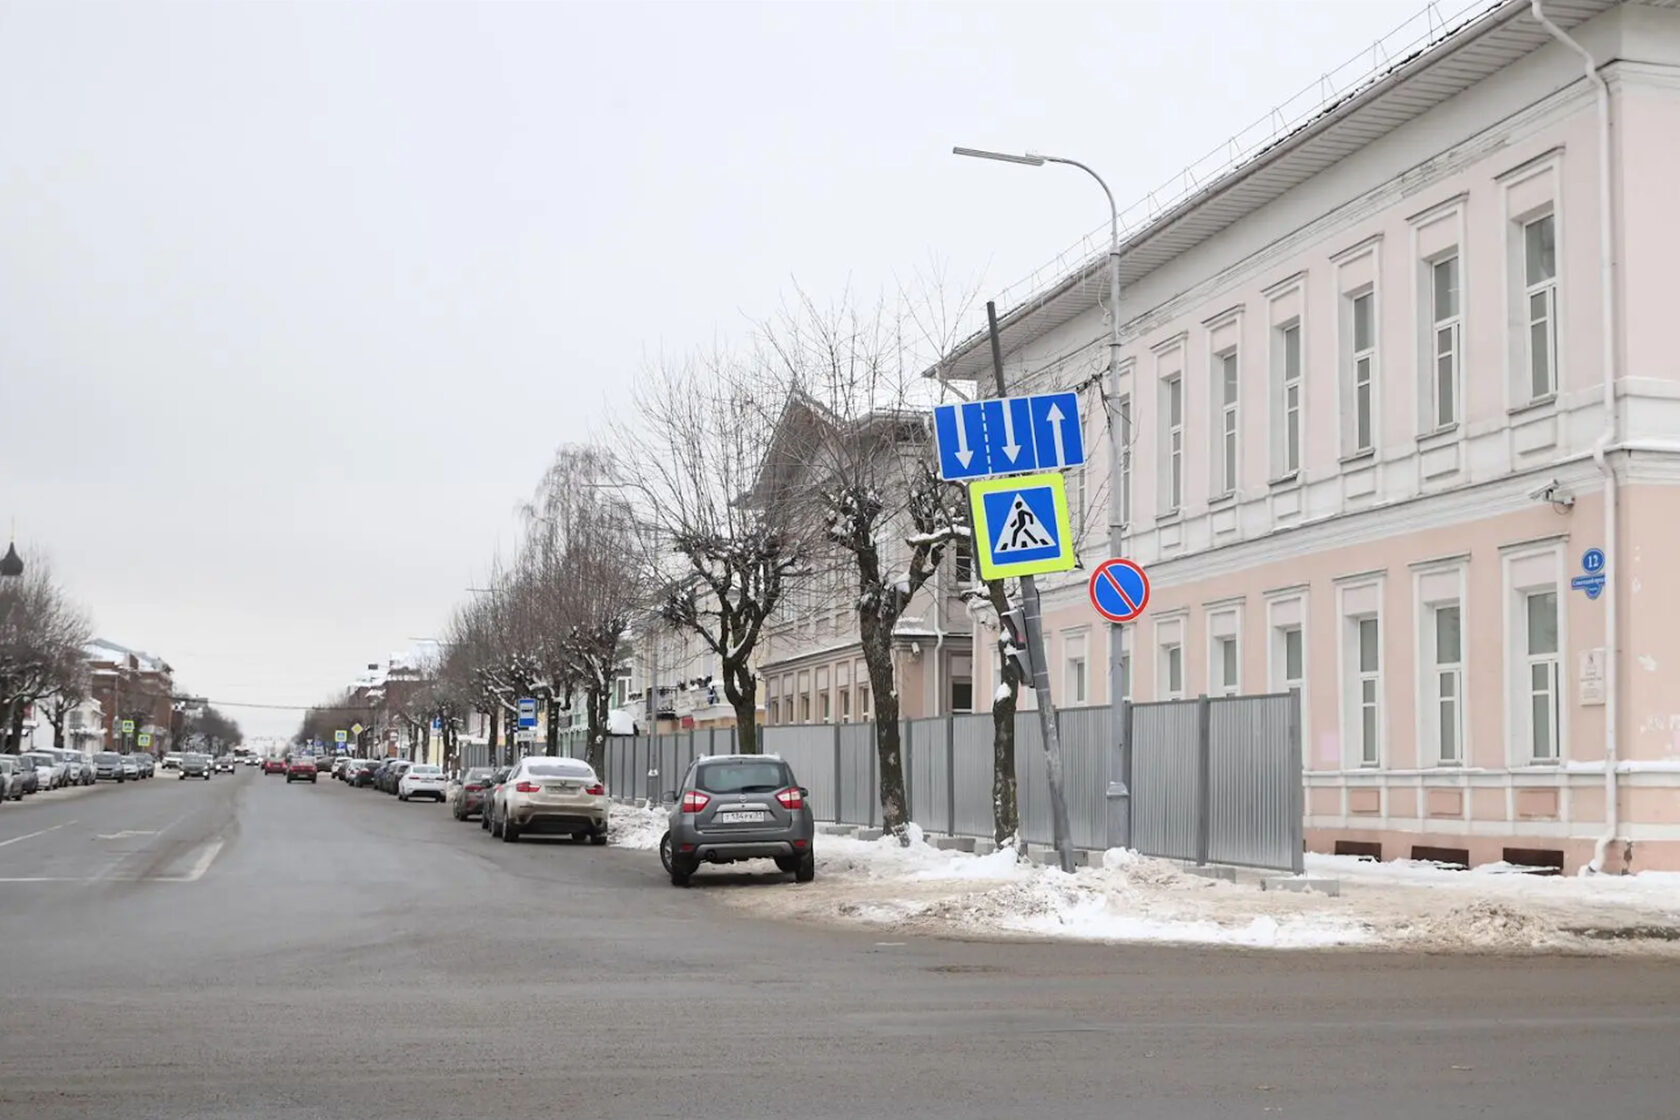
(662, 789, 677, 804)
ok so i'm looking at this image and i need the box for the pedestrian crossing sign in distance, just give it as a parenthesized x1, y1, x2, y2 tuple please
(968, 471, 1076, 580)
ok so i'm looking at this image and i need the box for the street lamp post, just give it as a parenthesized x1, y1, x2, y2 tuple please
(954, 147, 1130, 851)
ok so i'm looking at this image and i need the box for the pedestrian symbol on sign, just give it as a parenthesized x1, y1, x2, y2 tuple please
(993, 494, 1055, 552)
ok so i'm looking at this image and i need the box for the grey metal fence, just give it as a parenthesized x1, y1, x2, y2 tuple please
(483, 691, 1301, 872)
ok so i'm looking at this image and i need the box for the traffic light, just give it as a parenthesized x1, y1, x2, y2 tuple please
(999, 605, 1035, 684)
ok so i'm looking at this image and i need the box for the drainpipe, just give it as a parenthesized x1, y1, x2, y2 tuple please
(1530, 0, 1620, 873)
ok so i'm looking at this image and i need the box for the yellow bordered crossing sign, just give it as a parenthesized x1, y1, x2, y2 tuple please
(968, 471, 1077, 580)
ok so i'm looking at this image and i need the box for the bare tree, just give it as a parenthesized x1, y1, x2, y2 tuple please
(41, 652, 91, 750)
(620, 353, 815, 754)
(0, 556, 93, 753)
(762, 290, 970, 840)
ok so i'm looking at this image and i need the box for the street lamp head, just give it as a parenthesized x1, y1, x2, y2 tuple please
(953, 146, 1046, 167)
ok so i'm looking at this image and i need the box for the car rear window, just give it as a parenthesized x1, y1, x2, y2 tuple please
(409, 766, 441, 776)
(524, 761, 594, 780)
(695, 760, 792, 795)
(463, 768, 492, 781)
(96, 753, 121, 763)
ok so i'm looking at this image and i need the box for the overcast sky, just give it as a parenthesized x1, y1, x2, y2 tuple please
(1, 0, 1440, 738)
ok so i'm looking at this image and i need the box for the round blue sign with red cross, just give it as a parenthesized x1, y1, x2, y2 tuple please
(1088, 558, 1150, 624)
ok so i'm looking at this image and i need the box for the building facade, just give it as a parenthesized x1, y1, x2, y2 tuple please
(85, 638, 175, 753)
(940, 0, 1680, 872)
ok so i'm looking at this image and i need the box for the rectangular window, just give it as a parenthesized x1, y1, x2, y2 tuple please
(767, 699, 779, 726)
(950, 676, 972, 712)
(859, 682, 871, 719)
(1357, 616, 1380, 766)
(1349, 291, 1375, 453)
(1064, 634, 1089, 705)
(839, 688, 850, 721)
(952, 538, 972, 583)
(1215, 351, 1239, 496)
(819, 690, 831, 723)
(1283, 627, 1304, 687)
(1431, 255, 1460, 429)
(1216, 636, 1238, 696)
(1280, 324, 1301, 476)
(1524, 215, 1557, 401)
(1434, 603, 1462, 764)
(1118, 395, 1132, 530)
(799, 694, 811, 724)
(1163, 643, 1184, 700)
(1164, 377, 1183, 512)
(1526, 590, 1560, 760)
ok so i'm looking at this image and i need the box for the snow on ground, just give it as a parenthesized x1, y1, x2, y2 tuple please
(605, 805, 1680, 954)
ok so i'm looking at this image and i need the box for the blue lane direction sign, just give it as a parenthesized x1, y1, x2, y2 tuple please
(517, 697, 538, 729)
(969, 472, 1076, 580)
(1582, 548, 1606, 575)
(932, 391, 1085, 481)
(933, 401, 988, 481)
(1089, 558, 1151, 624)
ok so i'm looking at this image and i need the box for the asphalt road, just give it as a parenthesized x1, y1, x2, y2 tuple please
(2, 768, 1679, 1120)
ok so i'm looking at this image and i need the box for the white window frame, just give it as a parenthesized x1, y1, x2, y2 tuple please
(1207, 606, 1242, 698)
(1429, 253, 1461, 430)
(1523, 213, 1558, 402)
(1501, 542, 1566, 766)
(1063, 631, 1089, 706)
(1346, 288, 1377, 455)
(1162, 375, 1184, 513)
(1213, 349, 1239, 497)
(1267, 592, 1308, 752)
(1278, 322, 1302, 478)
(1162, 643, 1184, 700)
(1525, 590, 1562, 762)
(1336, 576, 1384, 770)
(1434, 603, 1464, 764)
(1412, 560, 1469, 768)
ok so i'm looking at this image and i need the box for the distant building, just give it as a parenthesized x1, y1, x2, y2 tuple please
(85, 639, 175, 753)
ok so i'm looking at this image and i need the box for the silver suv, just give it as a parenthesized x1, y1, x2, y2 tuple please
(663, 754, 814, 887)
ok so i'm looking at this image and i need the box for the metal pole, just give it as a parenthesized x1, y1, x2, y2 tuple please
(986, 302, 1076, 874)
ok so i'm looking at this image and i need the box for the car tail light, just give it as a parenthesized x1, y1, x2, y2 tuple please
(775, 786, 804, 810)
(515, 781, 542, 793)
(681, 790, 710, 813)
(584, 783, 605, 796)
(465, 784, 484, 792)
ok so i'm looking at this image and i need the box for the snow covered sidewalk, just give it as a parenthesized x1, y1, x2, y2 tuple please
(609, 805, 1680, 954)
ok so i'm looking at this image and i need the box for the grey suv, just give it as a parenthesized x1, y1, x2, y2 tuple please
(663, 754, 814, 887)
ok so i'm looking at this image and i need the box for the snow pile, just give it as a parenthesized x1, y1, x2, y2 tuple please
(608, 803, 667, 851)
(706, 828, 1680, 955)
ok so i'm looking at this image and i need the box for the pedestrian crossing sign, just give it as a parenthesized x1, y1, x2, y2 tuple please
(968, 471, 1077, 580)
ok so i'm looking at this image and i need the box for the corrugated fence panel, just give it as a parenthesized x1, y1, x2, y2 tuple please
(1056, 707, 1112, 851)
(1130, 701, 1201, 862)
(838, 723, 875, 826)
(763, 724, 839, 823)
(1206, 693, 1301, 872)
(951, 714, 994, 839)
(1012, 712, 1052, 847)
(906, 718, 950, 834)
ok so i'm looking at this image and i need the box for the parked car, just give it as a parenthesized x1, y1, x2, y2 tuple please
(50, 750, 92, 786)
(0, 755, 21, 800)
(351, 761, 380, 788)
(23, 752, 66, 790)
(132, 754, 155, 778)
(119, 756, 139, 781)
(286, 756, 317, 783)
(159, 752, 183, 773)
(450, 768, 494, 820)
(663, 753, 814, 887)
(92, 752, 125, 782)
(178, 753, 211, 780)
(478, 767, 513, 830)
(397, 763, 447, 802)
(379, 760, 413, 794)
(487, 757, 608, 845)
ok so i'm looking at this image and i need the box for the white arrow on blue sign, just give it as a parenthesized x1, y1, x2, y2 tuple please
(933, 391, 1084, 481)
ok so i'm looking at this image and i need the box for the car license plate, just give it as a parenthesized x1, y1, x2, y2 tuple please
(714, 810, 767, 824)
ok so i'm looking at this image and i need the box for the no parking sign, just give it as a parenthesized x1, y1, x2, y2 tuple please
(1088, 558, 1150, 624)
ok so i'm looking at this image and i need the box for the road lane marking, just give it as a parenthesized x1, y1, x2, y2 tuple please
(96, 830, 160, 840)
(157, 839, 224, 882)
(0, 821, 75, 849)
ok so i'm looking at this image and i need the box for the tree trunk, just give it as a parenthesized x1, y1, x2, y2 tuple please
(723, 660, 758, 754)
(488, 707, 501, 767)
(585, 684, 607, 776)
(545, 696, 560, 756)
(50, 713, 66, 750)
(984, 579, 1021, 848)
(859, 610, 908, 838)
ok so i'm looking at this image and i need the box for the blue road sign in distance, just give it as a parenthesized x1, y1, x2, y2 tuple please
(932, 392, 1085, 481)
(1582, 548, 1606, 574)
(1089, 558, 1150, 624)
(517, 697, 538, 729)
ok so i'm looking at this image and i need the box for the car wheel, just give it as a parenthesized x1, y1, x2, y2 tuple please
(178, 774, 185, 781)
(774, 855, 799, 874)
(669, 855, 695, 888)
(659, 832, 673, 873)
(795, 850, 815, 884)
(589, 828, 608, 846)
(398, 791, 408, 801)
(501, 815, 519, 843)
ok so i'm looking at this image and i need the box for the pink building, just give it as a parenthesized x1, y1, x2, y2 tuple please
(939, 0, 1680, 873)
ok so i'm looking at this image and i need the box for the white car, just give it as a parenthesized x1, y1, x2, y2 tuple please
(397, 764, 448, 802)
(23, 752, 66, 790)
(119, 756, 140, 780)
(160, 753, 183, 773)
(488, 757, 608, 844)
